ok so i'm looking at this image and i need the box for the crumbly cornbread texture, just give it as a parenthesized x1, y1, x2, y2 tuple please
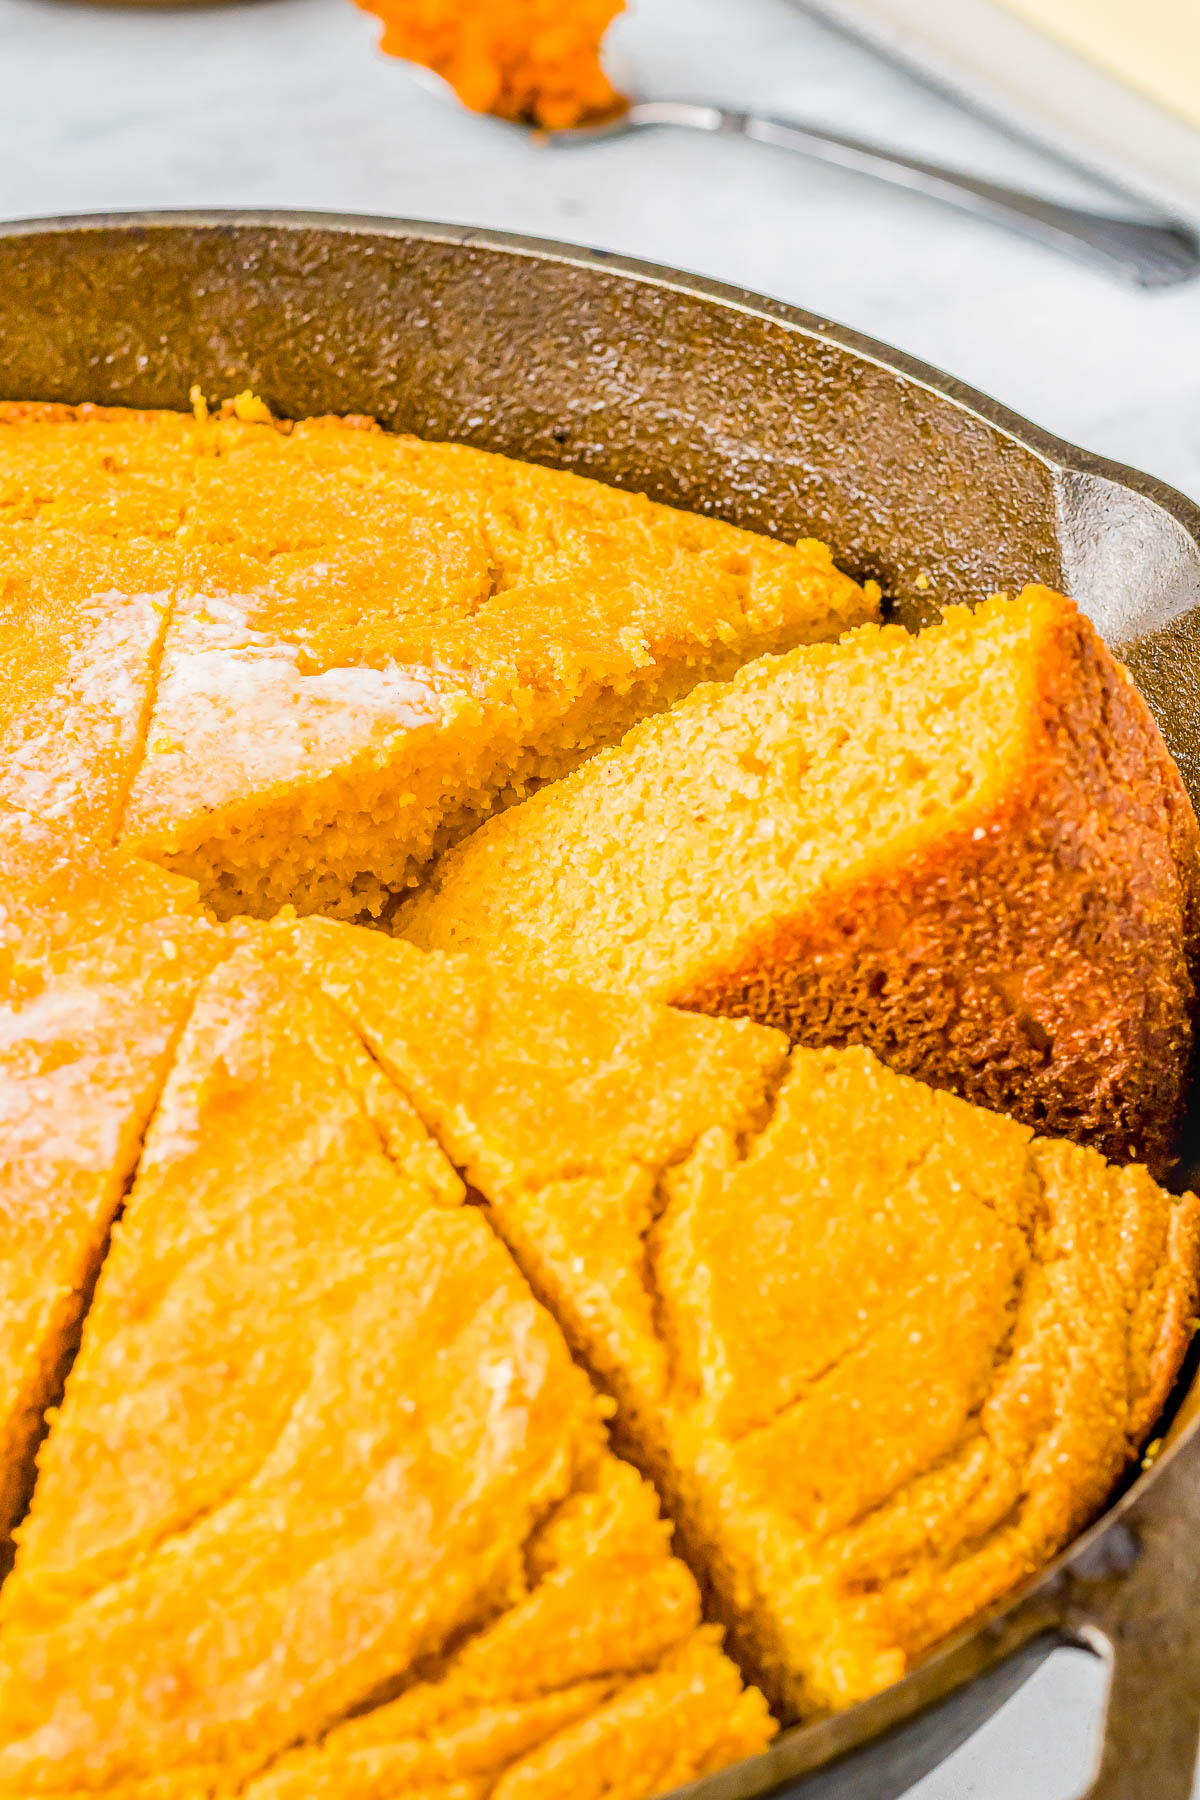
(0, 815, 202, 987)
(0, 944, 771, 1797)
(0, 400, 876, 922)
(289, 920, 1200, 1719)
(358, 0, 626, 129)
(0, 849, 230, 1549)
(402, 586, 1200, 1172)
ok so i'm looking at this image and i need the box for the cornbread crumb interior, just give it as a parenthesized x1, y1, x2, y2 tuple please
(0, 401, 878, 920)
(402, 585, 1200, 1171)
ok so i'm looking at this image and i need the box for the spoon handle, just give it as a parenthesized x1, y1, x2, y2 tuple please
(620, 100, 1200, 288)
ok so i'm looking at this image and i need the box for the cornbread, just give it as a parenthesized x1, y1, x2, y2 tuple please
(0, 944, 771, 1795)
(0, 401, 209, 841)
(0, 815, 222, 1542)
(358, 0, 626, 129)
(0, 816, 201, 984)
(0, 401, 877, 921)
(1, 373, 1198, 1792)
(0, 531, 178, 844)
(288, 919, 1200, 1718)
(0, 906, 229, 1550)
(402, 586, 1200, 1171)
(0, 400, 203, 535)
(286, 917, 789, 1406)
(244, 1494, 766, 1800)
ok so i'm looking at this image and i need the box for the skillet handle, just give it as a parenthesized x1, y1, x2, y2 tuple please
(1066, 1424, 1200, 1800)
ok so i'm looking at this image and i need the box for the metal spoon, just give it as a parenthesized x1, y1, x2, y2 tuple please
(412, 69, 1200, 289)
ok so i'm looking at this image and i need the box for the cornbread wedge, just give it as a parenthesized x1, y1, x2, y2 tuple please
(106, 408, 875, 918)
(285, 918, 789, 1407)
(0, 817, 223, 1543)
(288, 920, 1200, 1719)
(0, 399, 875, 917)
(0, 944, 771, 1797)
(0, 908, 229, 1549)
(402, 586, 1200, 1171)
(0, 945, 458, 1636)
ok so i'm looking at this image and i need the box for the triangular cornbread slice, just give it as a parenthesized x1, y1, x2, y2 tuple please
(650, 1053, 1200, 1716)
(401, 586, 1200, 1172)
(0, 905, 230, 1547)
(0, 944, 458, 1636)
(289, 920, 1200, 1719)
(283, 917, 789, 1411)
(115, 410, 877, 918)
(0, 943, 772, 1797)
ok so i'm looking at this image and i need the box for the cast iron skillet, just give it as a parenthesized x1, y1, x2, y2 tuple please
(2, 211, 1199, 1800)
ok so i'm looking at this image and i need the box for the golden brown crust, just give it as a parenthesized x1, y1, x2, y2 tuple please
(679, 602, 1200, 1174)
(0, 400, 194, 428)
(286, 920, 1200, 1720)
(0, 942, 772, 1796)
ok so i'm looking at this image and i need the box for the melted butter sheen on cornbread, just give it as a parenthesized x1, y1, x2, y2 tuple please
(0, 405, 209, 846)
(402, 587, 1200, 1172)
(0, 831, 231, 1547)
(0, 402, 875, 920)
(0, 534, 177, 845)
(288, 921, 1200, 1719)
(0, 944, 771, 1797)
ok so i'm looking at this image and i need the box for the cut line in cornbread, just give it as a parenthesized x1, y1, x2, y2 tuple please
(0, 901, 231, 1553)
(286, 919, 1200, 1720)
(401, 586, 1200, 1173)
(284, 918, 789, 1409)
(0, 944, 771, 1798)
(0, 531, 180, 844)
(91, 406, 876, 918)
(243, 1498, 765, 1800)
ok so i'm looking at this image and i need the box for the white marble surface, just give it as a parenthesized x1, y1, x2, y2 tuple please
(1, 0, 1197, 1795)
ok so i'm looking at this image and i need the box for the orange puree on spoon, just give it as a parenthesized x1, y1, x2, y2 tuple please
(357, 0, 627, 129)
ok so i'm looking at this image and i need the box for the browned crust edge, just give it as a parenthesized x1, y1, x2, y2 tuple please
(679, 599, 1200, 1175)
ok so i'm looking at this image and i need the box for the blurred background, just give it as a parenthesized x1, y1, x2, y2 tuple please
(2, 0, 1198, 1792)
